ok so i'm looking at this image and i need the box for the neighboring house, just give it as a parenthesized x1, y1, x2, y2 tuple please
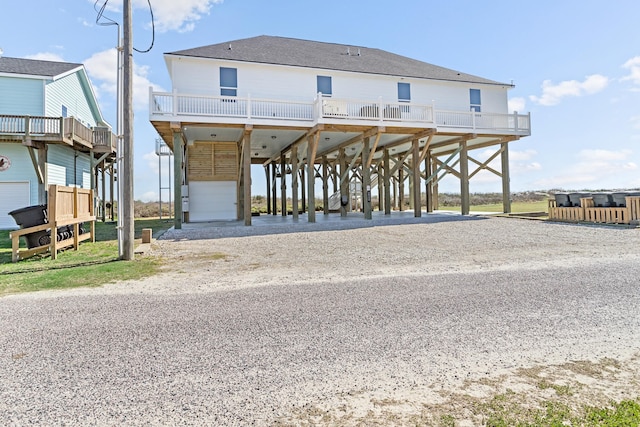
(0, 56, 116, 229)
(149, 35, 531, 227)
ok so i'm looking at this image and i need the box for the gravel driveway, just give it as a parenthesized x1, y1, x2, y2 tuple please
(1, 215, 639, 425)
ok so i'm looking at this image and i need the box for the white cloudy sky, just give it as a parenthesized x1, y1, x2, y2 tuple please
(2, 0, 639, 200)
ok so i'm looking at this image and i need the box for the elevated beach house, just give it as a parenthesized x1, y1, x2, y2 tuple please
(149, 36, 530, 227)
(0, 57, 116, 229)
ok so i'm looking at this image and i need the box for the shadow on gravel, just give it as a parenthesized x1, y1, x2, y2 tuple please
(159, 212, 489, 241)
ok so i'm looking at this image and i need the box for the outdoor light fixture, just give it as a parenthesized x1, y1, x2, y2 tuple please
(325, 137, 330, 141)
(261, 145, 267, 149)
(271, 135, 277, 139)
(210, 133, 216, 138)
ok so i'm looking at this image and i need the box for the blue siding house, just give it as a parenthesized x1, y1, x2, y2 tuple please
(0, 57, 116, 229)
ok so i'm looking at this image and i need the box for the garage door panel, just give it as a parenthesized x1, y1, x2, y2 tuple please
(188, 181, 236, 222)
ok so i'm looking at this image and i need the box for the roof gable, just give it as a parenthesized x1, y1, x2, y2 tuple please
(168, 35, 507, 86)
(0, 57, 82, 79)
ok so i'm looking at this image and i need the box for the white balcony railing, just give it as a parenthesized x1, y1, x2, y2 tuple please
(150, 89, 531, 135)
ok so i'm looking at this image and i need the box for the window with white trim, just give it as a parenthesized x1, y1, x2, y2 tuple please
(220, 67, 237, 96)
(470, 89, 481, 112)
(317, 75, 332, 97)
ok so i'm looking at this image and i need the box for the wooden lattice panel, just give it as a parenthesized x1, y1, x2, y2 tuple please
(188, 142, 237, 181)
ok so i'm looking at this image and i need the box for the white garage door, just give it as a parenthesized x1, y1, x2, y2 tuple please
(188, 181, 237, 222)
(0, 182, 31, 229)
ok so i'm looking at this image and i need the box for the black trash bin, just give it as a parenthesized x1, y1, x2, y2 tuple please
(612, 192, 629, 207)
(554, 193, 571, 207)
(568, 192, 590, 207)
(592, 192, 614, 207)
(8, 205, 50, 249)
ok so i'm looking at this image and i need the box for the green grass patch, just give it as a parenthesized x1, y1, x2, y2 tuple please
(470, 200, 549, 214)
(0, 218, 173, 297)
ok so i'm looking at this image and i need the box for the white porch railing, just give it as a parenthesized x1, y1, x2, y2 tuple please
(150, 89, 531, 135)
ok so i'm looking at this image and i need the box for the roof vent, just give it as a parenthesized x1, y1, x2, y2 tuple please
(357, 48, 361, 56)
(346, 47, 350, 56)
(228, 43, 232, 50)
(0, 48, 3, 58)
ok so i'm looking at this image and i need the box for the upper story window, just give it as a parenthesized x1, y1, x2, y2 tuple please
(398, 82, 411, 102)
(220, 67, 237, 96)
(470, 89, 481, 112)
(317, 76, 332, 97)
(61, 105, 68, 117)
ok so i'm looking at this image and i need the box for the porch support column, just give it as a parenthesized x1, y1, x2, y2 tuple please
(384, 149, 391, 215)
(280, 155, 287, 216)
(398, 161, 404, 212)
(101, 163, 107, 222)
(300, 168, 306, 213)
(307, 133, 319, 222)
(265, 165, 271, 215)
(412, 138, 421, 217)
(460, 140, 470, 215)
(501, 142, 511, 214)
(425, 153, 433, 213)
(339, 148, 348, 218)
(271, 162, 278, 215)
(291, 145, 299, 220)
(109, 162, 115, 220)
(322, 156, 329, 215)
(243, 128, 252, 226)
(173, 131, 183, 229)
(432, 155, 439, 210)
(362, 137, 372, 220)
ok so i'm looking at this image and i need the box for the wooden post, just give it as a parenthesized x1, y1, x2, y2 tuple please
(291, 145, 299, 220)
(243, 130, 251, 226)
(362, 137, 372, 219)
(398, 161, 404, 212)
(460, 140, 470, 215)
(322, 156, 329, 215)
(425, 153, 433, 213)
(122, 0, 134, 260)
(173, 131, 183, 229)
(384, 149, 391, 215)
(271, 162, 278, 215)
(339, 148, 348, 218)
(101, 163, 106, 222)
(280, 155, 287, 216)
(501, 142, 511, 214)
(300, 167, 306, 214)
(412, 139, 421, 217)
(109, 162, 115, 220)
(265, 165, 271, 215)
(307, 135, 318, 223)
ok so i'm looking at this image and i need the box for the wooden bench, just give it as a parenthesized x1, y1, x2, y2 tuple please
(9, 185, 96, 262)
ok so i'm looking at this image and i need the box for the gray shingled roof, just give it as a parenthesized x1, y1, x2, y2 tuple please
(169, 35, 507, 86)
(0, 57, 82, 78)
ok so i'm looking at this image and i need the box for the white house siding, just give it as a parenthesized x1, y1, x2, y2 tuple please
(0, 77, 44, 116)
(47, 144, 91, 188)
(45, 73, 97, 127)
(169, 58, 510, 113)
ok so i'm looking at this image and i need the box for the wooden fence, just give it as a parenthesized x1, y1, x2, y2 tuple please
(9, 185, 96, 262)
(548, 197, 640, 225)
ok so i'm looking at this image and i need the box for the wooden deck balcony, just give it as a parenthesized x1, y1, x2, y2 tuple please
(149, 90, 531, 136)
(0, 114, 116, 153)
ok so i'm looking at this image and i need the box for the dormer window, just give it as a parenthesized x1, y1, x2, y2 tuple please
(220, 67, 237, 96)
(317, 75, 332, 97)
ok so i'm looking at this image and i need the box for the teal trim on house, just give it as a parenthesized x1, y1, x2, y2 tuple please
(0, 77, 44, 116)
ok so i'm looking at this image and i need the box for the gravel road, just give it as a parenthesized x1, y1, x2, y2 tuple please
(1, 216, 639, 425)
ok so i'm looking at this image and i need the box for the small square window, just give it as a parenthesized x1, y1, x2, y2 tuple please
(62, 105, 68, 117)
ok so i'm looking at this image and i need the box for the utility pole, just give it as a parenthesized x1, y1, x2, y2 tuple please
(121, 0, 134, 260)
